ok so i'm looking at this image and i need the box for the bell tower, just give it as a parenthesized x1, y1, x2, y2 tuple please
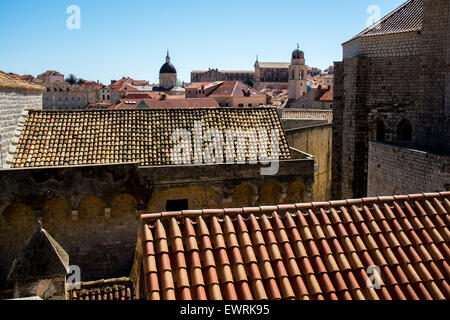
(288, 44, 307, 101)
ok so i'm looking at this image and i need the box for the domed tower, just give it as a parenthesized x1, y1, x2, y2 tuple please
(159, 50, 177, 90)
(288, 44, 307, 101)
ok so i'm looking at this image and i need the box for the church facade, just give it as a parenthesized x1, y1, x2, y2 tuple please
(191, 47, 308, 91)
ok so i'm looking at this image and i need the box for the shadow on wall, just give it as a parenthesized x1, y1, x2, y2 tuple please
(0, 180, 310, 290)
(0, 194, 139, 290)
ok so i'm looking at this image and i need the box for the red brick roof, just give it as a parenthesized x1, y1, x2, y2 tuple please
(319, 89, 334, 102)
(111, 98, 220, 109)
(140, 192, 450, 300)
(70, 278, 136, 300)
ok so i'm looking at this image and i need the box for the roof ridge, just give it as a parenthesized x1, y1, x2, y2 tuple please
(141, 191, 450, 223)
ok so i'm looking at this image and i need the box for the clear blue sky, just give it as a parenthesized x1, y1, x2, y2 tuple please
(0, 0, 404, 84)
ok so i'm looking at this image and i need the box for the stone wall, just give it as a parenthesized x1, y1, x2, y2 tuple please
(281, 108, 333, 123)
(343, 32, 421, 59)
(333, 0, 449, 199)
(285, 123, 333, 201)
(0, 89, 42, 167)
(0, 158, 314, 289)
(367, 141, 450, 196)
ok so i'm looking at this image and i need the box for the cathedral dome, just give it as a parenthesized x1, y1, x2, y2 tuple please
(292, 45, 304, 59)
(160, 62, 177, 74)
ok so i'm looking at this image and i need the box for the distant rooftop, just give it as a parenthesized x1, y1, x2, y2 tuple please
(0, 71, 44, 92)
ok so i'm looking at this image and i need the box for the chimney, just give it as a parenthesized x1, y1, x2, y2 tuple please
(7, 221, 70, 300)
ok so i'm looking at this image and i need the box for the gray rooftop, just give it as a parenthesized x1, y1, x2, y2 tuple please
(7, 222, 69, 282)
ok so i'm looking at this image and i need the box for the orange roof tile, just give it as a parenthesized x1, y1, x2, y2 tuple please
(140, 192, 450, 300)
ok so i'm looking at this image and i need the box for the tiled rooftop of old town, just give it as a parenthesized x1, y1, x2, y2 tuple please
(9, 108, 290, 168)
(140, 192, 449, 300)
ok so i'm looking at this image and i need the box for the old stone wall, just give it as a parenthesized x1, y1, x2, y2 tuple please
(367, 141, 450, 196)
(0, 89, 42, 167)
(333, 0, 449, 199)
(286, 124, 333, 201)
(343, 32, 421, 59)
(0, 159, 314, 289)
(282, 108, 333, 123)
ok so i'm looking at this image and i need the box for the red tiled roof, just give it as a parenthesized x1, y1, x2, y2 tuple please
(111, 98, 220, 109)
(191, 81, 265, 97)
(320, 89, 334, 102)
(140, 192, 450, 300)
(70, 278, 136, 300)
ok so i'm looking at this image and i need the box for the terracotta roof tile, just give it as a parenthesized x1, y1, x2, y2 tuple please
(10, 108, 290, 168)
(70, 278, 136, 300)
(140, 193, 450, 300)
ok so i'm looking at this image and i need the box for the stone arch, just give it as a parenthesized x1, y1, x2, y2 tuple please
(42, 198, 72, 225)
(0, 203, 36, 248)
(257, 181, 282, 206)
(376, 119, 386, 141)
(397, 119, 412, 142)
(285, 180, 307, 203)
(111, 194, 138, 218)
(230, 184, 256, 208)
(77, 196, 105, 220)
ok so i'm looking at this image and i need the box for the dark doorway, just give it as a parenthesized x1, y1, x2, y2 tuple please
(166, 199, 189, 212)
(376, 120, 386, 141)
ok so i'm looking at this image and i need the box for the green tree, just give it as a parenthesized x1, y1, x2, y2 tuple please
(65, 74, 77, 85)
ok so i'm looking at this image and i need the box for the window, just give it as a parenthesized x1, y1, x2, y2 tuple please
(248, 104, 252, 107)
(376, 120, 386, 141)
(238, 104, 244, 107)
(166, 199, 189, 212)
(397, 119, 412, 141)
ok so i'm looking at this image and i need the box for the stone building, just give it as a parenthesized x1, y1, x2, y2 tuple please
(191, 48, 316, 92)
(37, 70, 64, 83)
(0, 71, 43, 167)
(288, 86, 333, 110)
(42, 82, 96, 110)
(0, 107, 316, 290)
(332, 0, 450, 199)
(288, 45, 308, 101)
(191, 69, 255, 86)
(253, 60, 289, 91)
(186, 81, 267, 107)
(159, 51, 177, 90)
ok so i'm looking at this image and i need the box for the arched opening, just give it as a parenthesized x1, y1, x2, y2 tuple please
(376, 120, 386, 141)
(397, 119, 412, 142)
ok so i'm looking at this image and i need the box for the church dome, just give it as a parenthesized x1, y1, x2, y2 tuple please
(292, 45, 304, 59)
(160, 62, 177, 74)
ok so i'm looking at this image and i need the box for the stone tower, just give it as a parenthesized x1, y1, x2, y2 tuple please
(159, 50, 177, 90)
(7, 221, 70, 300)
(288, 44, 307, 101)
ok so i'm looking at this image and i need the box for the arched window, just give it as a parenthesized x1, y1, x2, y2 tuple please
(376, 120, 386, 141)
(397, 119, 412, 141)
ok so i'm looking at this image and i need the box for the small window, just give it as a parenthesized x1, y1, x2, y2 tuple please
(238, 104, 244, 107)
(248, 104, 252, 107)
(397, 119, 412, 141)
(166, 199, 189, 212)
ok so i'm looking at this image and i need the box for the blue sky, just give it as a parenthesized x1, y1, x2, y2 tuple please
(0, 0, 405, 84)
